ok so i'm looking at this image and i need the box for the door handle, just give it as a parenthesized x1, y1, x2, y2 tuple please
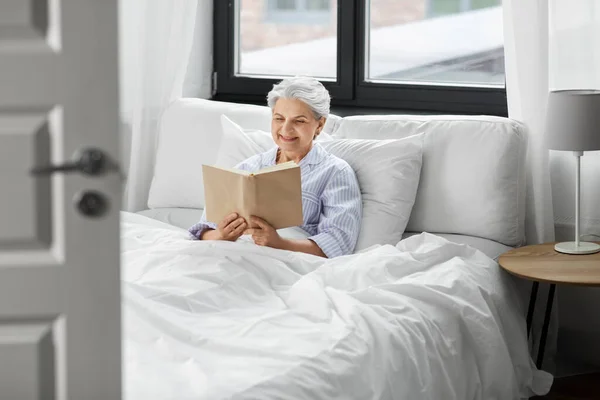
(31, 148, 122, 178)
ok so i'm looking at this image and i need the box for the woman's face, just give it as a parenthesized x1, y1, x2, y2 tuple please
(271, 98, 325, 155)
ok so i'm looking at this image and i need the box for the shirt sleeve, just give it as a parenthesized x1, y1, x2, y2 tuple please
(308, 166, 362, 258)
(188, 209, 216, 239)
(188, 156, 260, 240)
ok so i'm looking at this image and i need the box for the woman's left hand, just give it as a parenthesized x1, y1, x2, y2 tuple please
(247, 216, 283, 248)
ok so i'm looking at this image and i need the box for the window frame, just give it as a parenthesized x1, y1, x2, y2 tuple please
(213, 0, 508, 116)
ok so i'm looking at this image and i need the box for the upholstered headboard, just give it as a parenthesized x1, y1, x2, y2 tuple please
(148, 99, 527, 247)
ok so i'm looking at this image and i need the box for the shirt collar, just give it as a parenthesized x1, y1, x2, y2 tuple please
(265, 146, 278, 166)
(300, 143, 327, 166)
(269, 143, 327, 167)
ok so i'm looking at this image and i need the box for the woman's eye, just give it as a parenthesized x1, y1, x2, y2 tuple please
(296, 120, 306, 124)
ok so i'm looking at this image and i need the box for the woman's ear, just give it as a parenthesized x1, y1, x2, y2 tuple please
(318, 116, 327, 130)
(314, 117, 326, 140)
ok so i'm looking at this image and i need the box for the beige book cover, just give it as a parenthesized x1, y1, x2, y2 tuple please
(202, 161, 303, 229)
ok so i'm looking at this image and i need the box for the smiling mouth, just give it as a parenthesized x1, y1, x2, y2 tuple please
(278, 134, 298, 142)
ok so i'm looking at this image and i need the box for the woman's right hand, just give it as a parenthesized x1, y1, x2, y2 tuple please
(201, 213, 247, 241)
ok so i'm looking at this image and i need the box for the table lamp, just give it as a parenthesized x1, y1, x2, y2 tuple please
(546, 89, 600, 254)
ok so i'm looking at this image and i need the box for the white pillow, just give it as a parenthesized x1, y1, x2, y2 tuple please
(148, 99, 273, 210)
(331, 115, 527, 247)
(218, 115, 424, 251)
(215, 120, 273, 167)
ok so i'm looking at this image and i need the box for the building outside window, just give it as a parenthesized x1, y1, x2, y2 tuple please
(427, 0, 501, 17)
(265, 0, 331, 24)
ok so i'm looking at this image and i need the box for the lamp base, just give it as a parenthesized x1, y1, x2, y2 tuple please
(554, 241, 600, 255)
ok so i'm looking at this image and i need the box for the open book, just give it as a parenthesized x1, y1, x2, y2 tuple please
(202, 161, 303, 229)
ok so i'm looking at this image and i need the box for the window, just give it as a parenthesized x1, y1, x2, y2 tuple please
(214, 0, 507, 115)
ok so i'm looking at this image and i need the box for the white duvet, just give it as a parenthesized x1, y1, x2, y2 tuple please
(121, 212, 552, 400)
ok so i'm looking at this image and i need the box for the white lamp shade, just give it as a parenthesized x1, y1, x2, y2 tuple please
(546, 90, 600, 151)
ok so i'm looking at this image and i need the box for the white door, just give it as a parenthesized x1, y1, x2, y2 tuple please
(0, 0, 121, 399)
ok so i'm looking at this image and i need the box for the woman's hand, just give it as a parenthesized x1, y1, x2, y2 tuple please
(246, 216, 326, 257)
(247, 216, 283, 248)
(201, 213, 247, 241)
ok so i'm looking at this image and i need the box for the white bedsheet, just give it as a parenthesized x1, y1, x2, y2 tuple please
(121, 212, 552, 400)
(137, 207, 204, 231)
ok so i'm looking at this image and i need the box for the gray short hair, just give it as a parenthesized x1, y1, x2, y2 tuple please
(267, 76, 330, 119)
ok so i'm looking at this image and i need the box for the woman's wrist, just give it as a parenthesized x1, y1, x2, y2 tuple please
(200, 228, 221, 240)
(275, 238, 326, 257)
(274, 237, 290, 250)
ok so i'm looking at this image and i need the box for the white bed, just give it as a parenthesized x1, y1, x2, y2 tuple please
(122, 212, 551, 400)
(121, 98, 552, 399)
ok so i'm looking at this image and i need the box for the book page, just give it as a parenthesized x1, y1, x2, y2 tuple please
(254, 161, 297, 175)
(251, 166, 303, 229)
(202, 165, 246, 225)
(210, 165, 251, 176)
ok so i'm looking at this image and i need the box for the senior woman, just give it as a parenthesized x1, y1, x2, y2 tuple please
(189, 76, 362, 258)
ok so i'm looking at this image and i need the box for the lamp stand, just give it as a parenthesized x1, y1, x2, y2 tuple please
(554, 151, 600, 255)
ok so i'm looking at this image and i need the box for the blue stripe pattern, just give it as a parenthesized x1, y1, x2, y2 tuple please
(189, 143, 362, 258)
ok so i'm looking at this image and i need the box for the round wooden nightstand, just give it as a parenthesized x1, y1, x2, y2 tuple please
(498, 242, 600, 369)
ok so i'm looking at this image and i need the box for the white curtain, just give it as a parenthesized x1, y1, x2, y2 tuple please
(548, 1, 600, 239)
(119, 0, 213, 212)
(505, 0, 600, 245)
(503, 0, 557, 373)
(504, 0, 600, 372)
(503, 0, 555, 246)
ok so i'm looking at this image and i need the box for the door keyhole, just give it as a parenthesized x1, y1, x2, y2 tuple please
(74, 191, 109, 218)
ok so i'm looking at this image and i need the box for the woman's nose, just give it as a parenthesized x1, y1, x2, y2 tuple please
(282, 120, 294, 133)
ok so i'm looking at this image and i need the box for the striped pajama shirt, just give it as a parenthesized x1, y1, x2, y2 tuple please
(189, 143, 362, 258)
